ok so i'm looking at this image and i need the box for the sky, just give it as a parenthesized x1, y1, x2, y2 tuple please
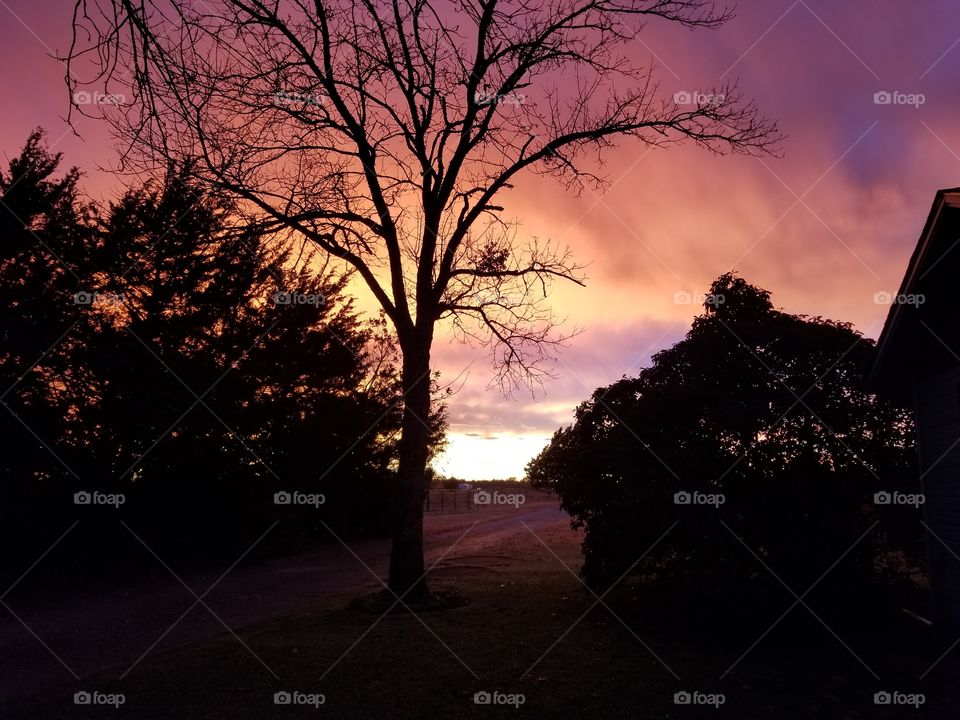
(2, 1, 960, 480)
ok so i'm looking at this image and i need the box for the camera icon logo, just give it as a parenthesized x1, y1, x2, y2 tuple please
(873, 291, 893, 305)
(873, 91, 892, 105)
(673, 91, 692, 105)
(873, 491, 892, 505)
(674, 691, 692, 705)
(274, 491, 292, 505)
(274, 691, 292, 705)
(673, 290, 693, 304)
(673, 491, 692, 505)
(473, 490, 492, 505)
(74, 691, 92, 705)
(73, 291, 94, 305)
(272, 291, 293, 305)
(74, 491, 92, 505)
(874, 691, 891, 705)
(473, 691, 492, 705)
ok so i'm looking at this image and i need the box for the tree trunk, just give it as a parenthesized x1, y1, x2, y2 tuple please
(388, 337, 432, 598)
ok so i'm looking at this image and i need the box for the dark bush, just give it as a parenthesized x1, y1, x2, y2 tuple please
(529, 274, 921, 604)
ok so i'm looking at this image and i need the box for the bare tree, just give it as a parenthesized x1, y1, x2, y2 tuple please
(67, 0, 780, 599)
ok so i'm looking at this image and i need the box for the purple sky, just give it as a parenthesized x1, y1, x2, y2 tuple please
(2, 1, 960, 478)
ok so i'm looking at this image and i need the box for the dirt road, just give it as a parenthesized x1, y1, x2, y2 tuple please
(0, 500, 570, 704)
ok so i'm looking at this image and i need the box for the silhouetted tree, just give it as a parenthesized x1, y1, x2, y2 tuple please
(529, 274, 919, 598)
(0, 130, 95, 538)
(79, 164, 423, 560)
(0, 133, 444, 581)
(68, 0, 782, 597)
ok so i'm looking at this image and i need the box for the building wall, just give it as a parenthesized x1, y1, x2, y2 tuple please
(915, 366, 960, 627)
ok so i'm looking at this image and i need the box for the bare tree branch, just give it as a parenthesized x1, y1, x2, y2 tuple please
(66, 0, 779, 380)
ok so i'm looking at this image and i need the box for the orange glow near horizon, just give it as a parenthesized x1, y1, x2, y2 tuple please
(432, 432, 553, 482)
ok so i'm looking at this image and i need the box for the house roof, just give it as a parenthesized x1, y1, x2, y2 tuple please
(870, 188, 960, 396)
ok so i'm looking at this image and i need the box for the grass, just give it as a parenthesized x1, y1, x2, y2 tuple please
(6, 521, 958, 718)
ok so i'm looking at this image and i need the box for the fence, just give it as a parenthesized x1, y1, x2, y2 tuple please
(424, 490, 474, 512)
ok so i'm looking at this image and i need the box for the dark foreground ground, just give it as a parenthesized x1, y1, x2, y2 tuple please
(3, 500, 958, 718)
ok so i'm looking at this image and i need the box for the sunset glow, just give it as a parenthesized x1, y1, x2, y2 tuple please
(3, 0, 959, 479)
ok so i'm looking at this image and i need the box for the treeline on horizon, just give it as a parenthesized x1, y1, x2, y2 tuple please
(0, 130, 445, 586)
